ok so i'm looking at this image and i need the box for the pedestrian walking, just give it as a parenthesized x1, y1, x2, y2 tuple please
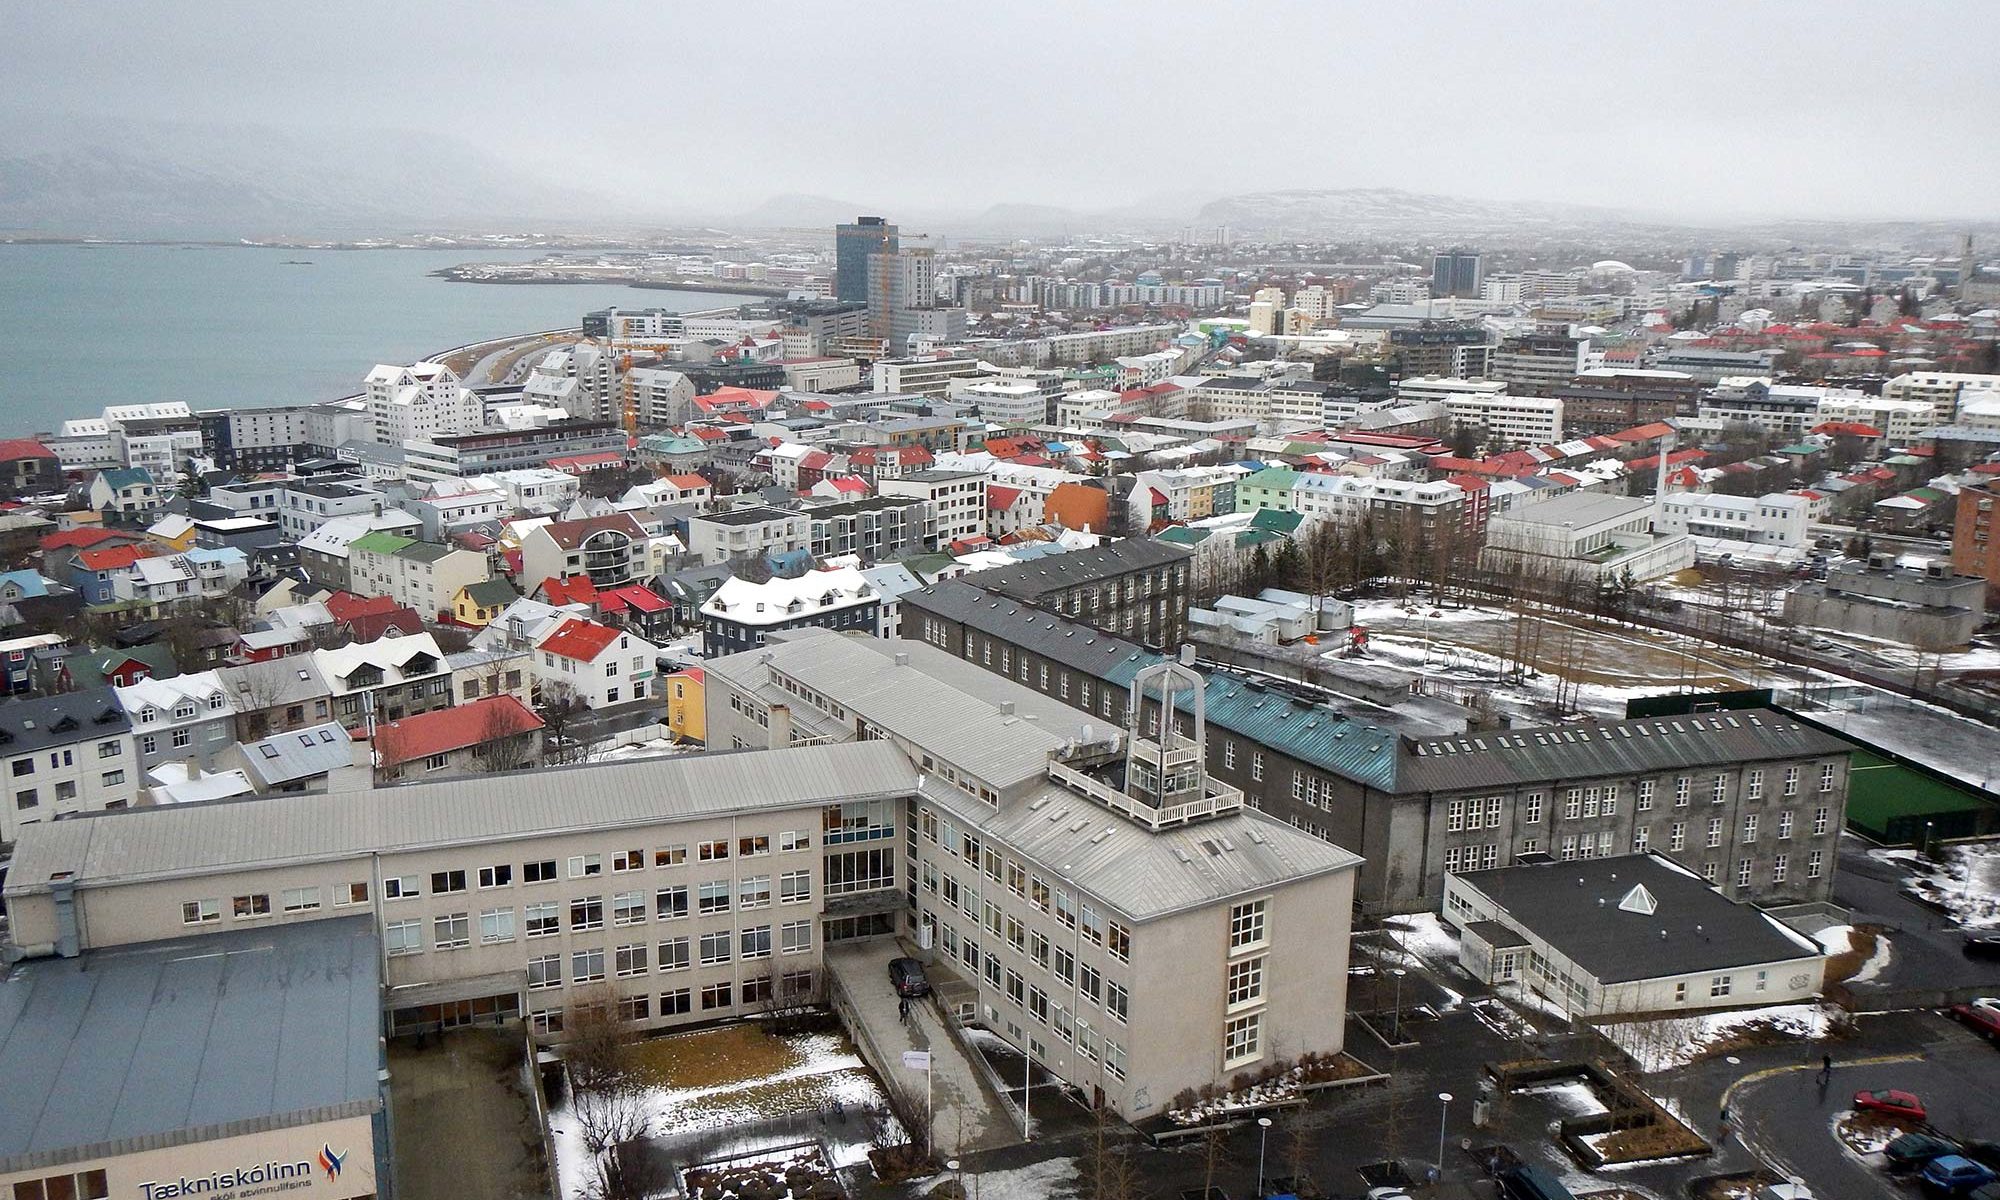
(898, 997, 910, 1023)
(1819, 1053, 1833, 1083)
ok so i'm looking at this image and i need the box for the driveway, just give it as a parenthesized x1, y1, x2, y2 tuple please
(826, 939, 1021, 1154)
(1731, 1012, 2000, 1200)
(1834, 838, 2000, 995)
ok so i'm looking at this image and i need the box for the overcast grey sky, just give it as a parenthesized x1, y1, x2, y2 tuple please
(3, 0, 1995, 221)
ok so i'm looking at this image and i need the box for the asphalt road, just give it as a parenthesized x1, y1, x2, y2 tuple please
(1732, 1012, 2000, 1200)
(1835, 839, 2000, 995)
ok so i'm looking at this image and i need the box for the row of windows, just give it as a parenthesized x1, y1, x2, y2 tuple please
(528, 971, 817, 1032)
(919, 810, 1132, 961)
(9, 741, 123, 778)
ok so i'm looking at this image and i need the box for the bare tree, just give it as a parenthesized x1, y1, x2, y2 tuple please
(469, 699, 540, 774)
(562, 989, 657, 1200)
(536, 681, 591, 764)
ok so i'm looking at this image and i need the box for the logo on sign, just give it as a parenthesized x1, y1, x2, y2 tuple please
(317, 1145, 347, 1182)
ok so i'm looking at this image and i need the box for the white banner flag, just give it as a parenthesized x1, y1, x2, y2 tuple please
(901, 1050, 931, 1071)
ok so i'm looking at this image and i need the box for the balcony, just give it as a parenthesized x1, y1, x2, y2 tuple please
(1047, 759, 1243, 831)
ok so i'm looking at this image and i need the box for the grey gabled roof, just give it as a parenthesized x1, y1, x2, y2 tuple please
(1453, 853, 1823, 984)
(922, 779, 1360, 923)
(237, 721, 355, 787)
(1397, 709, 1852, 795)
(0, 689, 131, 755)
(4, 740, 917, 896)
(0, 916, 381, 1170)
(965, 538, 1190, 602)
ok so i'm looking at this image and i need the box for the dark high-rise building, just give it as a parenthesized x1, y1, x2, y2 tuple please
(1431, 248, 1484, 298)
(835, 216, 898, 303)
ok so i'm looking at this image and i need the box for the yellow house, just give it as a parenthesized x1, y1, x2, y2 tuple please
(144, 514, 197, 553)
(452, 579, 519, 628)
(664, 667, 705, 744)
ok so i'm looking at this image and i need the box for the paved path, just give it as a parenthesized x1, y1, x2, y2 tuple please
(827, 939, 1021, 1155)
(1835, 838, 2000, 994)
(389, 1030, 549, 1200)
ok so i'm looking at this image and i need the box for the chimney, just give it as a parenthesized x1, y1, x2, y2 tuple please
(767, 702, 792, 750)
(51, 876, 81, 958)
(999, 701, 1016, 717)
(183, 757, 202, 782)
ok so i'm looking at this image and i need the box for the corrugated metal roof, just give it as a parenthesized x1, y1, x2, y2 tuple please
(0, 917, 381, 1166)
(923, 780, 1359, 922)
(5, 741, 917, 894)
(1398, 710, 1850, 794)
(702, 630, 1087, 790)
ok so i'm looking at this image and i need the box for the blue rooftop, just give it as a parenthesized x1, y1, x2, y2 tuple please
(0, 916, 382, 1169)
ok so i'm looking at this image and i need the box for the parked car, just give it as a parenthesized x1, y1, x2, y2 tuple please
(1754, 1186, 1812, 1200)
(1497, 1166, 1578, 1200)
(1856, 1089, 1928, 1121)
(1889, 1133, 1964, 1172)
(1365, 1190, 1413, 1200)
(1922, 1155, 1998, 1196)
(1965, 935, 2000, 961)
(887, 956, 930, 998)
(1950, 999, 2000, 1041)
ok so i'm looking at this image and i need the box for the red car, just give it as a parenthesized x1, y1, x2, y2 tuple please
(1855, 1089, 1927, 1121)
(1949, 998, 2000, 1042)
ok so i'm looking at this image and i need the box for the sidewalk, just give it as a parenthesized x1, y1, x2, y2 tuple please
(826, 939, 1021, 1155)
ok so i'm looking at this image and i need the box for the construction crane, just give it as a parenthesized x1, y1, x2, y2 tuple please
(620, 353, 637, 436)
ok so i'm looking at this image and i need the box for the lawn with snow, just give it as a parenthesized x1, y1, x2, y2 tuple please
(1896, 841, 2000, 928)
(548, 1026, 898, 1199)
(1600, 1003, 1835, 1072)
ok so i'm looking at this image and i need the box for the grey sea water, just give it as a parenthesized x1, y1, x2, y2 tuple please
(0, 243, 759, 432)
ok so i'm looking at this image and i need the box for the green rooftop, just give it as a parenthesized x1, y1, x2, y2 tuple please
(349, 531, 417, 556)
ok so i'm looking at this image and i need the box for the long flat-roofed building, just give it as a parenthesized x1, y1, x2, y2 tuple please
(2, 742, 918, 1039)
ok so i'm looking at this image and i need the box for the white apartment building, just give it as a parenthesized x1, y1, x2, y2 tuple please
(1814, 396, 1939, 444)
(1396, 377, 1563, 446)
(279, 477, 387, 540)
(686, 506, 813, 566)
(490, 468, 582, 513)
(1656, 492, 1812, 547)
(1045, 324, 1181, 365)
(1114, 349, 1185, 389)
(871, 355, 982, 398)
(957, 379, 1048, 429)
(531, 617, 657, 708)
(365, 362, 484, 446)
(1882, 371, 2000, 415)
(1288, 474, 1467, 528)
(879, 470, 988, 547)
(1187, 378, 1272, 424)
(0, 690, 143, 844)
(523, 343, 621, 424)
(625, 365, 698, 428)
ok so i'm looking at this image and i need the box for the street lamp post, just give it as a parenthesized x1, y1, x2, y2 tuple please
(1256, 1116, 1272, 1199)
(1390, 967, 1407, 1042)
(1436, 1092, 1454, 1180)
(946, 1160, 961, 1199)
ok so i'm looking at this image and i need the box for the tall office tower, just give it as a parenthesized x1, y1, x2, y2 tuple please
(835, 216, 898, 303)
(1431, 248, 1484, 298)
(868, 245, 939, 342)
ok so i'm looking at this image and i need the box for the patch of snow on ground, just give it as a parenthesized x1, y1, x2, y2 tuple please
(1901, 841, 2000, 929)
(1852, 934, 1893, 983)
(1516, 1079, 1609, 1118)
(1834, 1108, 1899, 1156)
(1813, 925, 1855, 955)
(1380, 912, 1461, 968)
(964, 1156, 1079, 1200)
(1601, 1003, 1835, 1072)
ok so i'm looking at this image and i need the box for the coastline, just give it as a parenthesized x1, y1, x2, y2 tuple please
(429, 266, 788, 297)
